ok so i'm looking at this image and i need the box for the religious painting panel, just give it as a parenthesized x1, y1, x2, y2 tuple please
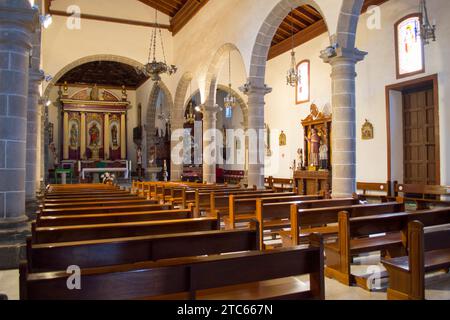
(296, 60, 310, 104)
(86, 113, 104, 160)
(109, 115, 121, 160)
(68, 113, 80, 160)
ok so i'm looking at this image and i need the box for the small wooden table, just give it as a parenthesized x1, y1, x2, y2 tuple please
(294, 170, 331, 195)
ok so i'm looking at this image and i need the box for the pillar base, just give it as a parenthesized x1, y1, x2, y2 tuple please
(0, 216, 31, 270)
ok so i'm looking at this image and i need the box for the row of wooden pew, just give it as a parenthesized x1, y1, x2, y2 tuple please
(23, 182, 450, 300)
(22, 183, 326, 300)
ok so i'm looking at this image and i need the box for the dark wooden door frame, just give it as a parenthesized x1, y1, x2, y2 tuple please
(385, 74, 440, 184)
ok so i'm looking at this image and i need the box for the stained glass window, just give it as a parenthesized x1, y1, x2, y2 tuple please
(396, 15, 424, 78)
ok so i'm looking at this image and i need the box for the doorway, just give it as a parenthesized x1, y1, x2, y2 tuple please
(386, 74, 440, 185)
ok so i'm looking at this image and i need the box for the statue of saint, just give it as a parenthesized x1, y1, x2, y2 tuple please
(70, 123, 78, 149)
(305, 128, 320, 167)
(89, 123, 100, 146)
(90, 84, 99, 100)
(111, 125, 118, 147)
(319, 140, 329, 170)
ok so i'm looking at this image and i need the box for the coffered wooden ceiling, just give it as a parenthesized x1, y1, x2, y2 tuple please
(57, 61, 149, 90)
(268, 0, 389, 60)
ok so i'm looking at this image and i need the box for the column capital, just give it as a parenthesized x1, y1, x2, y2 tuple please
(320, 46, 367, 65)
(0, 1, 39, 36)
(29, 69, 45, 83)
(239, 81, 272, 96)
(201, 104, 220, 115)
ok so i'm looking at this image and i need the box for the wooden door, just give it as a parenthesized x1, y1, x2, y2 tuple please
(402, 87, 438, 185)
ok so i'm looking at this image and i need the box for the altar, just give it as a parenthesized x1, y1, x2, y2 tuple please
(78, 160, 131, 180)
(59, 84, 129, 162)
(294, 104, 332, 196)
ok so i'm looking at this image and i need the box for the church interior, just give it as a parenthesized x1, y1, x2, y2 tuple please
(1, 0, 450, 301)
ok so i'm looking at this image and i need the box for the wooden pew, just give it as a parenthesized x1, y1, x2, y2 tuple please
(328, 207, 450, 290)
(227, 195, 325, 230)
(255, 198, 361, 249)
(40, 198, 158, 210)
(206, 190, 289, 217)
(290, 202, 405, 247)
(356, 181, 391, 202)
(44, 190, 131, 199)
(26, 228, 260, 272)
(36, 206, 196, 227)
(39, 203, 174, 217)
(21, 234, 324, 300)
(41, 193, 142, 203)
(382, 220, 450, 300)
(31, 217, 220, 243)
(393, 181, 450, 209)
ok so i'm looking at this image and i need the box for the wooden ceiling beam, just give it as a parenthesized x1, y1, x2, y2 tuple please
(49, 9, 172, 30)
(292, 8, 316, 25)
(268, 20, 327, 60)
(171, 0, 209, 35)
(138, 0, 175, 17)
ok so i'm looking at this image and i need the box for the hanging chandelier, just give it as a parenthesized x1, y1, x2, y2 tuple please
(136, 9, 177, 82)
(286, 8, 300, 87)
(419, 0, 436, 45)
(224, 51, 237, 108)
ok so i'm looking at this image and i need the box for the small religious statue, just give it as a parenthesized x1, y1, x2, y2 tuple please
(136, 146, 143, 180)
(121, 85, 128, 101)
(48, 142, 58, 170)
(62, 81, 69, 98)
(90, 84, 99, 100)
(297, 148, 304, 171)
(111, 125, 118, 147)
(304, 103, 324, 122)
(319, 139, 329, 170)
(162, 159, 169, 182)
(69, 123, 78, 149)
(89, 123, 100, 146)
(305, 128, 320, 168)
(279, 131, 287, 146)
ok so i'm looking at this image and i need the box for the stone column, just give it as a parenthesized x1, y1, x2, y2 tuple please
(104, 113, 110, 159)
(25, 70, 44, 201)
(201, 104, 219, 184)
(321, 47, 366, 198)
(170, 116, 184, 181)
(240, 82, 272, 189)
(120, 113, 126, 159)
(80, 112, 86, 159)
(0, 0, 38, 268)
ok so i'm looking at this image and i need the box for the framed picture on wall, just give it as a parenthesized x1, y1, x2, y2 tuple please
(296, 60, 310, 104)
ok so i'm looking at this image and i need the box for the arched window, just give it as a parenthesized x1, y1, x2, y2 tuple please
(395, 14, 425, 79)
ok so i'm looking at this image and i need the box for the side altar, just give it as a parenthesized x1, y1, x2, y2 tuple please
(294, 104, 332, 195)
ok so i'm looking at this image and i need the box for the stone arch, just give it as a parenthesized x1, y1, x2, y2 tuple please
(248, 0, 330, 87)
(171, 72, 194, 180)
(145, 81, 174, 165)
(336, 0, 365, 50)
(42, 54, 144, 100)
(204, 43, 246, 107)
